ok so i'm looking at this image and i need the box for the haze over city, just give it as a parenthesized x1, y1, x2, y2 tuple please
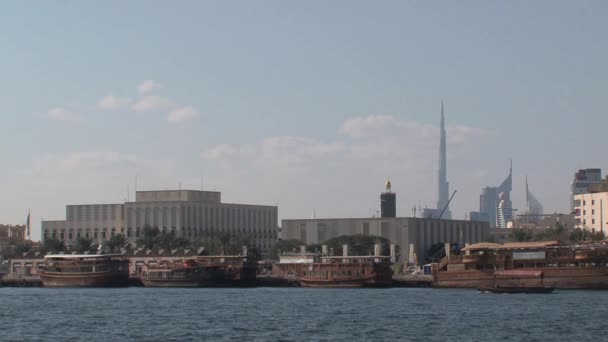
(2, 1, 608, 241)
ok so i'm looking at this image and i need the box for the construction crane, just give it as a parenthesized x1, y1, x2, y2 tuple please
(438, 190, 457, 220)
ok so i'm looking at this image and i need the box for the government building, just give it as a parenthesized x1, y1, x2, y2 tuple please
(281, 217, 488, 264)
(281, 179, 490, 264)
(41, 190, 278, 256)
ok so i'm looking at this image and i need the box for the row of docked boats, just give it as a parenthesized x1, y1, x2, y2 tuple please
(35, 254, 257, 288)
(33, 246, 395, 288)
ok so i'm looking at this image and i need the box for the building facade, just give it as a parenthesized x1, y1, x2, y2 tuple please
(281, 217, 489, 264)
(574, 192, 608, 233)
(571, 168, 602, 212)
(41, 190, 278, 256)
(0, 224, 26, 254)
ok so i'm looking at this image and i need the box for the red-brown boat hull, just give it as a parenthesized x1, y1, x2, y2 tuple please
(435, 267, 608, 289)
(38, 270, 129, 287)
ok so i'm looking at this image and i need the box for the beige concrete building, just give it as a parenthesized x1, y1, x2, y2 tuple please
(281, 217, 489, 264)
(0, 224, 26, 254)
(41, 190, 278, 256)
(573, 192, 608, 233)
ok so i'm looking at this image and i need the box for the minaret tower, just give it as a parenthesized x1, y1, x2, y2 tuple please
(436, 101, 452, 219)
(380, 178, 396, 218)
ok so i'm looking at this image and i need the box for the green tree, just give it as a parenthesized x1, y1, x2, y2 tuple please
(104, 234, 127, 253)
(137, 225, 160, 249)
(425, 243, 446, 263)
(512, 228, 534, 242)
(72, 237, 96, 253)
(41, 238, 67, 254)
(14, 241, 35, 255)
(155, 233, 190, 250)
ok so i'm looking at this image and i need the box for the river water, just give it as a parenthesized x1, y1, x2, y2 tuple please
(0, 287, 604, 341)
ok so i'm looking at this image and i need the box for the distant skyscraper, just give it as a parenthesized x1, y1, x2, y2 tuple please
(436, 101, 452, 219)
(525, 176, 544, 223)
(570, 168, 602, 212)
(478, 162, 513, 228)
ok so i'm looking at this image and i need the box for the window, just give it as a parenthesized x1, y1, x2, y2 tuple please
(592, 200, 595, 205)
(592, 209, 595, 215)
(362, 222, 369, 235)
(318, 223, 326, 242)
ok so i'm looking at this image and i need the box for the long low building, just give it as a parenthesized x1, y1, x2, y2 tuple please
(41, 190, 278, 256)
(281, 217, 489, 264)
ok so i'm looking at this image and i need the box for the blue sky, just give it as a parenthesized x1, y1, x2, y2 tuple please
(1, 1, 607, 240)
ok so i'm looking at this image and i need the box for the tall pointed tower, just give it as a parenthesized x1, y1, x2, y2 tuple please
(437, 101, 452, 219)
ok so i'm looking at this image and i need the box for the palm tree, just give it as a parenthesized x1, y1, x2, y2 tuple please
(104, 234, 127, 253)
(72, 237, 96, 253)
(137, 225, 160, 249)
(41, 238, 67, 254)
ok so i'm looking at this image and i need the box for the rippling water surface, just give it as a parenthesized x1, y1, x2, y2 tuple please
(0, 287, 605, 341)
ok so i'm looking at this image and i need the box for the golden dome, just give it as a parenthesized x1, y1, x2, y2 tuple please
(385, 178, 392, 192)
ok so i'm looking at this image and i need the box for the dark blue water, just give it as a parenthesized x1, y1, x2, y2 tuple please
(0, 287, 605, 341)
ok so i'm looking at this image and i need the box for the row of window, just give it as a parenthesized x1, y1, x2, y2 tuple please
(44, 226, 278, 241)
(67, 205, 124, 221)
(126, 206, 275, 232)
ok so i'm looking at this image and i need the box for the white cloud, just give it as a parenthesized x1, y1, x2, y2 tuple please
(167, 106, 200, 123)
(97, 95, 131, 110)
(138, 80, 164, 94)
(131, 96, 174, 112)
(2, 151, 178, 241)
(199, 115, 496, 221)
(47, 107, 81, 121)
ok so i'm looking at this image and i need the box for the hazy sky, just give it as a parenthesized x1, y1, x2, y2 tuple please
(2, 1, 607, 240)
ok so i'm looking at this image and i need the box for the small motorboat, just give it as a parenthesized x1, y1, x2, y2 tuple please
(477, 286, 555, 294)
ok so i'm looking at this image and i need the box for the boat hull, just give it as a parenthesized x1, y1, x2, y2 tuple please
(140, 265, 257, 288)
(38, 270, 129, 288)
(299, 275, 392, 288)
(436, 267, 608, 289)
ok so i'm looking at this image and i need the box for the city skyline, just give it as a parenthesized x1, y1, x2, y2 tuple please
(2, 2, 608, 240)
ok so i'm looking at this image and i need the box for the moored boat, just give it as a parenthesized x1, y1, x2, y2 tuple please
(37, 254, 129, 287)
(299, 256, 393, 288)
(140, 256, 257, 287)
(434, 241, 608, 289)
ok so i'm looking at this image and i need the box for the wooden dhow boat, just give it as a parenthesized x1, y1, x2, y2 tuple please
(37, 254, 129, 287)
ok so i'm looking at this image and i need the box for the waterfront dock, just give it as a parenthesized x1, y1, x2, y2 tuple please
(392, 274, 434, 287)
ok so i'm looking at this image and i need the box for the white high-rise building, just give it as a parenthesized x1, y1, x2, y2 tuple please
(573, 192, 608, 234)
